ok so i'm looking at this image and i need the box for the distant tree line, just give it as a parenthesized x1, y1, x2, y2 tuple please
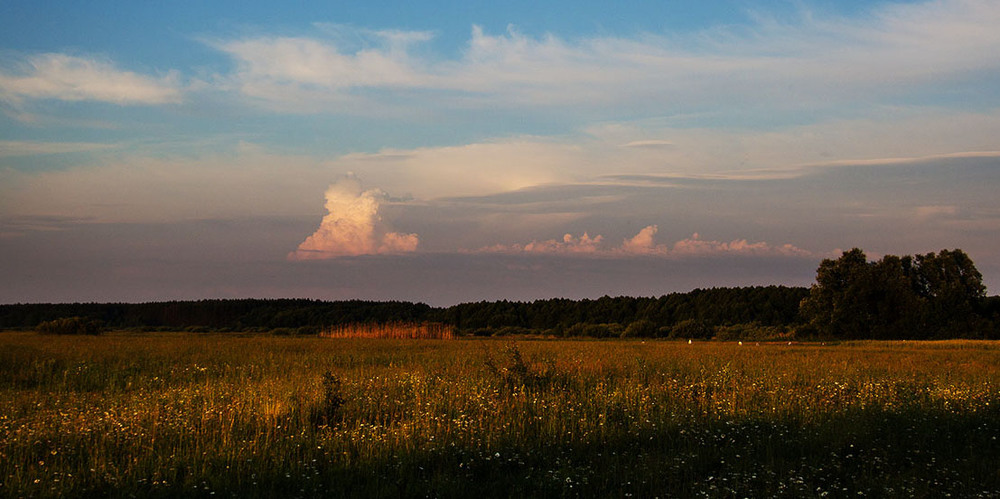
(433, 286, 808, 338)
(0, 288, 807, 337)
(2, 249, 998, 339)
(0, 299, 429, 333)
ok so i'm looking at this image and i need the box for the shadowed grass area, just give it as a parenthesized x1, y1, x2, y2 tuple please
(1, 332, 999, 497)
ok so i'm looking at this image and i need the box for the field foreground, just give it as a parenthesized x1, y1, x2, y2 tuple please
(2, 333, 1000, 497)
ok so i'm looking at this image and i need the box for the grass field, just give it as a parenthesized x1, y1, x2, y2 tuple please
(2, 332, 999, 497)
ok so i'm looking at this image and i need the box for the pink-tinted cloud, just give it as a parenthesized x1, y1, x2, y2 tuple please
(473, 232, 603, 255)
(472, 225, 811, 258)
(668, 233, 811, 257)
(620, 225, 659, 254)
(288, 176, 418, 260)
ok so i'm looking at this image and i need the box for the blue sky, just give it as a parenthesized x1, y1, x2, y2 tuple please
(2, 0, 1000, 304)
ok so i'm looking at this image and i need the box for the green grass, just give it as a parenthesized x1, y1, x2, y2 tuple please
(2, 332, 999, 497)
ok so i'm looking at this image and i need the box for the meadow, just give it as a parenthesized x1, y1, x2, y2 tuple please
(2, 332, 999, 497)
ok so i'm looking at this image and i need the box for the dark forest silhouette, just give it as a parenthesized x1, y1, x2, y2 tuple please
(4, 249, 999, 339)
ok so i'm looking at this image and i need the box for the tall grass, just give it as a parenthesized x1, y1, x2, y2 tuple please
(320, 322, 454, 339)
(1, 332, 998, 497)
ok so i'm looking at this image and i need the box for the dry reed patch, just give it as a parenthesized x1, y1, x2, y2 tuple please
(320, 322, 454, 340)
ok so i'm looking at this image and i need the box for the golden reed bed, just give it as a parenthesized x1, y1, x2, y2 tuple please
(320, 322, 455, 339)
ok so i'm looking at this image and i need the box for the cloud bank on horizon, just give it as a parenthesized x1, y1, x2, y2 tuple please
(3, 0, 1000, 302)
(470, 225, 812, 259)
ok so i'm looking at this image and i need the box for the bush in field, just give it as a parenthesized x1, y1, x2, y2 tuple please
(622, 319, 657, 338)
(35, 317, 103, 335)
(483, 343, 556, 389)
(713, 322, 792, 341)
(583, 323, 624, 338)
(494, 326, 532, 336)
(309, 371, 345, 428)
(669, 319, 712, 339)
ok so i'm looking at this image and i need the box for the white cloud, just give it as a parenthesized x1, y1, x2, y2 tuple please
(473, 232, 604, 255)
(621, 140, 674, 149)
(217, 35, 425, 88)
(913, 205, 960, 222)
(288, 175, 418, 260)
(320, 110, 1000, 199)
(0, 142, 330, 223)
(473, 225, 811, 259)
(616, 227, 812, 258)
(205, 1, 1000, 114)
(209, 28, 432, 113)
(330, 139, 590, 199)
(584, 111, 1000, 177)
(667, 233, 812, 258)
(7, 112, 996, 231)
(0, 53, 182, 106)
(0, 140, 114, 157)
(620, 225, 660, 254)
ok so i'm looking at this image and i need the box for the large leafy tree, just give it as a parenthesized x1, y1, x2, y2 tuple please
(913, 249, 987, 336)
(801, 248, 987, 339)
(801, 249, 876, 338)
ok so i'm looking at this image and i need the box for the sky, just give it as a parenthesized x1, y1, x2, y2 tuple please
(2, 0, 1000, 306)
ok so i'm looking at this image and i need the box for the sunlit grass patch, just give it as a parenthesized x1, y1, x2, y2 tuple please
(1, 332, 998, 497)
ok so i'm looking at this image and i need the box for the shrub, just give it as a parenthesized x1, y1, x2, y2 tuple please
(36, 317, 103, 335)
(669, 319, 712, 339)
(309, 371, 345, 428)
(483, 343, 556, 390)
(583, 323, 623, 338)
(622, 319, 657, 338)
(564, 323, 589, 337)
(494, 326, 531, 336)
(714, 322, 792, 341)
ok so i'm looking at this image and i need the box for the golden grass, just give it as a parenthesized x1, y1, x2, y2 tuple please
(1, 332, 998, 497)
(320, 322, 454, 339)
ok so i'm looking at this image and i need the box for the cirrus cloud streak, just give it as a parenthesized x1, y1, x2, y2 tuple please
(208, 0, 1000, 115)
(0, 53, 182, 107)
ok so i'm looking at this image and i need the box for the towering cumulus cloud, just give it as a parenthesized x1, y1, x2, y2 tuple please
(288, 175, 418, 260)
